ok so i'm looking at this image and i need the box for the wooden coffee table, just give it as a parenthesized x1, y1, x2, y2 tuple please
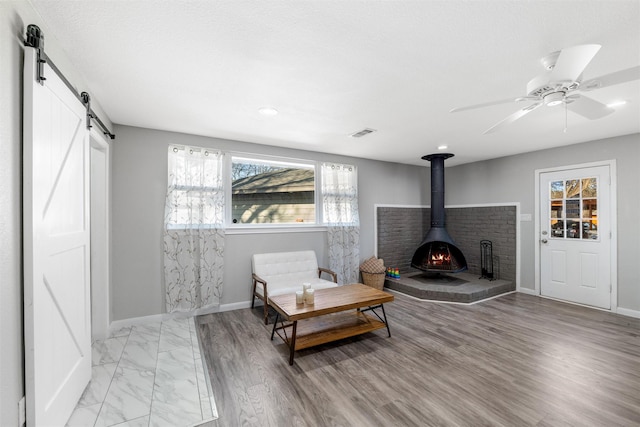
(268, 283, 394, 365)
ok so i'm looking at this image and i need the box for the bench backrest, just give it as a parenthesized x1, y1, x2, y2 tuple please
(252, 250, 319, 288)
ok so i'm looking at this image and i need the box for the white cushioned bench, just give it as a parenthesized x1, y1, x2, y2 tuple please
(251, 250, 338, 324)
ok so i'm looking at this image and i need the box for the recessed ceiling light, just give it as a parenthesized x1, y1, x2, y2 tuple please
(437, 145, 448, 150)
(258, 107, 278, 116)
(606, 100, 627, 108)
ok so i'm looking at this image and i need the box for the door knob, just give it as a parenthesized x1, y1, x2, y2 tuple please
(541, 239, 548, 244)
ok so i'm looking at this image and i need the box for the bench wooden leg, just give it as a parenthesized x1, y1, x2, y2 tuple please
(251, 280, 256, 308)
(263, 296, 269, 324)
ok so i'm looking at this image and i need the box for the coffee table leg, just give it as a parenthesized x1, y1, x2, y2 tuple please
(381, 304, 391, 337)
(271, 312, 279, 340)
(289, 320, 298, 365)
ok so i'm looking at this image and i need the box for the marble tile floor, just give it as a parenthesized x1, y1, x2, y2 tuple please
(66, 317, 218, 427)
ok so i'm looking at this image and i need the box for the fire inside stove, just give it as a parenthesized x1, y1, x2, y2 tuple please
(413, 241, 466, 272)
(429, 245, 452, 267)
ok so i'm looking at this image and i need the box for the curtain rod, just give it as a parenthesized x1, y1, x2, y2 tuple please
(170, 144, 224, 155)
(24, 24, 116, 140)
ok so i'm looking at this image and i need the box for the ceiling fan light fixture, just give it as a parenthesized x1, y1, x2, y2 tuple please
(544, 91, 565, 107)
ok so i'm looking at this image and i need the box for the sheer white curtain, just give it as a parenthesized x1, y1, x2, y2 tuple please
(322, 162, 360, 284)
(163, 146, 225, 312)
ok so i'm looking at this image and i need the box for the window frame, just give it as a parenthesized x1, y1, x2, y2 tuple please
(548, 176, 599, 241)
(224, 152, 324, 232)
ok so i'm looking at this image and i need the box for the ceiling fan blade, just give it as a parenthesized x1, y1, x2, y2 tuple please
(566, 95, 614, 120)
(550, 44, 601, 83)
(450, 97, 519, 113)
(581, 65, 640, 91)
(483, 102, 542, 134)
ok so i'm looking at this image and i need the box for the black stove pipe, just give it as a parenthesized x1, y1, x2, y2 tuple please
(423, 153, 453, 228)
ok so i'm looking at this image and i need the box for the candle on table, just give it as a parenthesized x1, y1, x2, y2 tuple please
(302, 282, 311, 302)
(305, 288, 315, 305)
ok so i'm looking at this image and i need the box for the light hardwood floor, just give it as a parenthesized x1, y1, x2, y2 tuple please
(196, 292, 640, 426)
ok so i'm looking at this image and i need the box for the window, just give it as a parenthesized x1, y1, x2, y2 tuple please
(229, 156, 316, 225)
(549, 177, 598, 240)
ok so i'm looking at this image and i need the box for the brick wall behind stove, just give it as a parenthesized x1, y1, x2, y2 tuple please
(447, 206, 517, 282)
(377, 207, 429, 273)
(377, 206, 517, 281)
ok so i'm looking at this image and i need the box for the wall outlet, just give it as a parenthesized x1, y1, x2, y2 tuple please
(18, 396, 26, 426)
(520, 213, 532, 222)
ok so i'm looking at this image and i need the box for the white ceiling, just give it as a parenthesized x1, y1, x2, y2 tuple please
(30, 0, 640, 167)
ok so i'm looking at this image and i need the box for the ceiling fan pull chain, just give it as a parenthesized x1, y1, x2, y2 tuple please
(564, 101, 568, 133)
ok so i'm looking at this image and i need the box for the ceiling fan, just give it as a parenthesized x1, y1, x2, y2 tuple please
(450, 44, 640, 134)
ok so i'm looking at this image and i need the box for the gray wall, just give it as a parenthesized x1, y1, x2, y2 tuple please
(112, 127, 640, 319)
(0, 2, 113, 424)
(111, 125, 429, 320)
(445, 133, 640, 311)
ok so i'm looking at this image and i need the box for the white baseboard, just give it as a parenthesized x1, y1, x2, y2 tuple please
(616, 307, 640, 319)
(534, 295, 640, 320)
(108, 300, 256, 335)
(517, 287, 538, 296)
(194, 300, 255, 315)
(109, 313, 165, 335)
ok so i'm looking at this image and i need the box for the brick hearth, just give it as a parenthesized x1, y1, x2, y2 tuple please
(384, 271, 514, 303)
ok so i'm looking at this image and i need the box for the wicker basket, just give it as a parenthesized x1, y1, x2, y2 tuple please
(361, 271, 386, 290)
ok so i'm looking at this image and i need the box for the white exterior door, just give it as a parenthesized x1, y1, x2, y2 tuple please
(23, 49, 92, 426)
(539, 165, 611, 309)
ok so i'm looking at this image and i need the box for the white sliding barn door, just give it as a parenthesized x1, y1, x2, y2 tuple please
(23, 49, 92, 426)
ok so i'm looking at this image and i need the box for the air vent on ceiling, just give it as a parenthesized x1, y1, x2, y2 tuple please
(350, 128, 376, 138)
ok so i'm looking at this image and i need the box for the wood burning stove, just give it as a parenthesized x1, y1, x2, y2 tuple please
(411, 153, 467, 273)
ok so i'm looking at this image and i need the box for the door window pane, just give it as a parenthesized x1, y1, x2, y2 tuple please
(583, 220, 598, 239)
(582, 199, 597, 219)
(582, 178, 597, 198)
(566, 220, 580, 239)
(551, 220, 564, 238)
(550, 200, 563, 219)
(565, 180, 580, 198)
(550, 181, 564, 199)
(566, 200, 580, 218)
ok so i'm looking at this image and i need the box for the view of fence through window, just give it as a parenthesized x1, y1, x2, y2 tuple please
(231, 157, 316, 224)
